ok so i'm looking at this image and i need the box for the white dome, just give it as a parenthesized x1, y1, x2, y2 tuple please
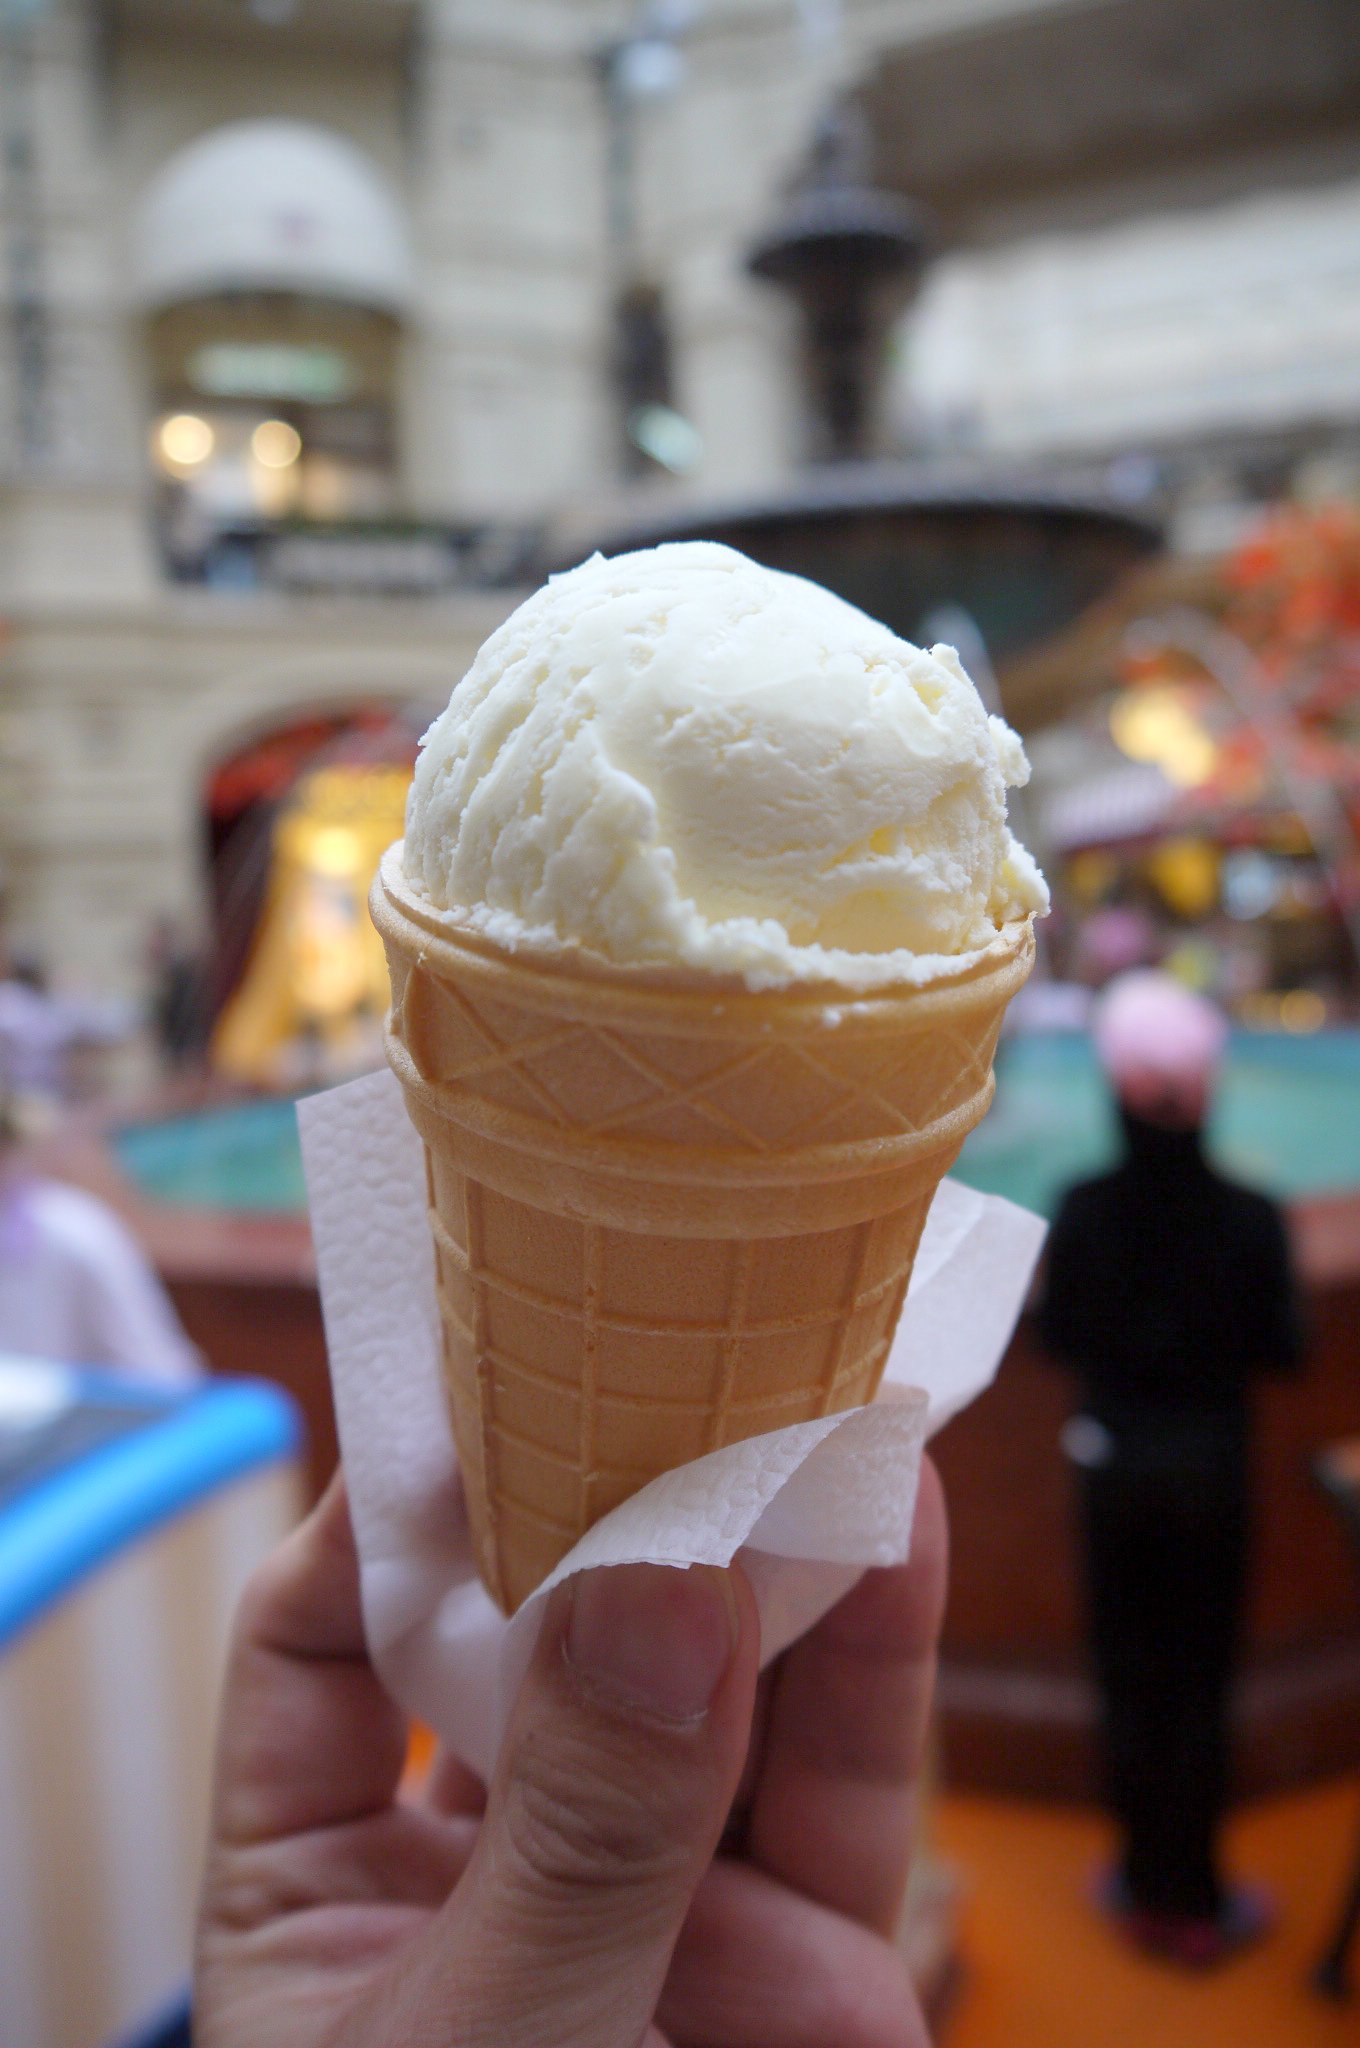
(133, 120, 413, 313)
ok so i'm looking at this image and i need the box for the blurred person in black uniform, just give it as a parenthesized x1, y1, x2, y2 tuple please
(1039, 971, 1300, 1967)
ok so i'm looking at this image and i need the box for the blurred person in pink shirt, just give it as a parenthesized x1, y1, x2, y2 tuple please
(0, 1094, 203, 1387)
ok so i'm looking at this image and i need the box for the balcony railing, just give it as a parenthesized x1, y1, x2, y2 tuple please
(160, 516, 540, 598)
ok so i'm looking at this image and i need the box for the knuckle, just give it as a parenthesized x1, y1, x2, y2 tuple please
(501, 1725, 697, 1899)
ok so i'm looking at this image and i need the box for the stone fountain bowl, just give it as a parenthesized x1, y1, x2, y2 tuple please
(548, 457, 1161, 696)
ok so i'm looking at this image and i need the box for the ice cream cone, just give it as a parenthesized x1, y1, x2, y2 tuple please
(373, 846, 1033, 1612)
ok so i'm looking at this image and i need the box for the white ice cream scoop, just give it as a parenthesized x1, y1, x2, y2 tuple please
(403, 541, 1047, 990)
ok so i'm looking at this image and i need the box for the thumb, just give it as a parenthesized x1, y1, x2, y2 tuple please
(413, 1560, 758, 2047)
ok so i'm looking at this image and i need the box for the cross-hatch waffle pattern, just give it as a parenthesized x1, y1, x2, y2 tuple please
(373, 856, 1032, 1610)
(424, 1144, 935, 1613)
(399, 965, 1003, 1159)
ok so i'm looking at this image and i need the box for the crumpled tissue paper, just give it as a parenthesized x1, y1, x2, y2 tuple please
(299, 1067, 1045, 1781)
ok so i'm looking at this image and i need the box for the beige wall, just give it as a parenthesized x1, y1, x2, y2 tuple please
(109, 35, 411, 197)
(635, 11, 812, 491)
(0, 1, 132, 480)
(0, 576, 512, 1012)
(900, 173, 1360, 467)
(405, 22, 612, 518)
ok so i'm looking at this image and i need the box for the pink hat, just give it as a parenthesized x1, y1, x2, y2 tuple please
(1094, 970, 1228, 1105)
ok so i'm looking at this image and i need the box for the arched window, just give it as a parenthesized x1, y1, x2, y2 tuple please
(131, 121, 413, 586)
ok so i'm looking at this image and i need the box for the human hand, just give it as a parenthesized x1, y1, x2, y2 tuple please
(194, 1460, 947, 2048)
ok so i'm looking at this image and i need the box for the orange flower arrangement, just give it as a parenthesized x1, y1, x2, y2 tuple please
(1119, 502, 1360, 817)
(1224, 500, 1360, 695)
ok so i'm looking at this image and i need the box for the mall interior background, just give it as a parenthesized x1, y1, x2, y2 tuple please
(3, 0, 1359, 1055)
(2, 5, 1360, 2045)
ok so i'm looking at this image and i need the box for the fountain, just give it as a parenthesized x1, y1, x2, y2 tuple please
(562, 102, 1160, 698)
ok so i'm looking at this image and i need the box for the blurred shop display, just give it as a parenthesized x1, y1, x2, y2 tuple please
(213, 760, 411, 1087)
(0, 1359, 300, 2048)
(196, 703, 423, 1088)
(1031, 501, 1360, 1021)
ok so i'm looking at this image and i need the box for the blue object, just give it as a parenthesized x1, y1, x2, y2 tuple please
(107, 1989, 192, 2048)
(0, 1374, 301, 1652)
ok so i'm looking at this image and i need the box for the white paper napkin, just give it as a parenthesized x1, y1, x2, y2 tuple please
(299, 1068, 1045, 1780)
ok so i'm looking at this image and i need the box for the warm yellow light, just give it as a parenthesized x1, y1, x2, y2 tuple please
(306, 825, 362, 878)
(1109, 686, 1218, 789)
(1146, 838, 1219, 920)
(1280, 989, 1325, 1034)
(156, 412, 214, 468)
(252, 418, 302, 469)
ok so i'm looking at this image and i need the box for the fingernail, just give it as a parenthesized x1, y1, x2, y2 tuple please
(564, 1563, 739, 1721)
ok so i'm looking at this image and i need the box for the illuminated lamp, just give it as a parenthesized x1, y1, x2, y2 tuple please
(1110, 685, 1217, 789)
(252, 419, 303, 469)
(155, 412, 215, 469)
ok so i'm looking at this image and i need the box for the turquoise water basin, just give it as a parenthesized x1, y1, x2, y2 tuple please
(114, 1095, 311, 1214)
(962, 1030, 1360, 1218)
(113, 1032, 1360, 1220)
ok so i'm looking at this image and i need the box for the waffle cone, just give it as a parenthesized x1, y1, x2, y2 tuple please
(372, 847, 1033, 1612)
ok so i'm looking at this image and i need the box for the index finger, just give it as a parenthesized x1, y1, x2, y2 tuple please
(745, 1455, 948, 1935)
